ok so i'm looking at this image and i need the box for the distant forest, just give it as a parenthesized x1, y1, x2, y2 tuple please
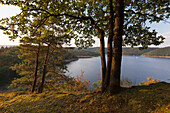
(85, 47, 170, 56)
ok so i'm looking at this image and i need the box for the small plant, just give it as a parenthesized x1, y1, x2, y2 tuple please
(120, 78, 133, 87)
(58, 71, 91, 94)
(92, 79, 101, 92)
(71, 72, 91, 93)
(138, 77, 160, 86)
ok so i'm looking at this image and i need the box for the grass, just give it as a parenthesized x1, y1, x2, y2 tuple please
(0, 82, 170, 113)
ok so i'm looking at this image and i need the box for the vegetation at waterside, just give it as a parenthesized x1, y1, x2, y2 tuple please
(0, 82, 169, 113)
(0, 46, 99, 88)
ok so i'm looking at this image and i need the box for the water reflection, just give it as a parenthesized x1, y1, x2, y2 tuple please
(66, 56, 170, 85)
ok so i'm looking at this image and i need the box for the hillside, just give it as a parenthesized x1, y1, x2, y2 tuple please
(67, 49, 100, 57)
(122, 48, 157, 56)
(84, 47, 102, 53)
(85, 47, 157, 56)
(0, 82, 169, 112)
(86, 47, 170, 58)
(142, 47, 170, 58)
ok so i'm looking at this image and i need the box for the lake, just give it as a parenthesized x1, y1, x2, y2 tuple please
(66, 56, 170, 85)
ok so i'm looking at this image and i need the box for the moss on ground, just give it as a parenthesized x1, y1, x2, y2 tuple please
(0, 82, 169, 113)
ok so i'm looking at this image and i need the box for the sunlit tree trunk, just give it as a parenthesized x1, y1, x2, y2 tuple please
(110, 0, 124, 95)
(31, 43, 40, 93)
(99, 30, 106, 91)
(38, 45, 50, 93)
(102, 0, 114, 93)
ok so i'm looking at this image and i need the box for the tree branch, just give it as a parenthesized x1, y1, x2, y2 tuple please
(24, 8, 103, 33)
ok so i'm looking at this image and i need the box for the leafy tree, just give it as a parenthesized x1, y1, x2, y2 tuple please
(0, 0, 169, 94)
(10, 25, 67, 93)
(10, 44, 66, 92)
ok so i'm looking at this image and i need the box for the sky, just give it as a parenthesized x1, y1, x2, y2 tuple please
(0, 5, 170, 47)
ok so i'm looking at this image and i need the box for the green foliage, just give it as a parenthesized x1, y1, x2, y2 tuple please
(10, 44, 67, 91)
(0, 0, 169, 48)
(92, 79, 101, 92)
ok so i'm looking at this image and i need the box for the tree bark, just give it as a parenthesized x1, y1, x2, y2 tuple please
(38, 45, 50, 93)
(110, 0, 124, 95)
(99, 30, 106, 91)
(31, 44, 40, 92)
(102, 0, 114, 93)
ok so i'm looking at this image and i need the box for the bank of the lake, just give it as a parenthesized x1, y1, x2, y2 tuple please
(142, 55, 170, 59)
(63, 56, 95, 63)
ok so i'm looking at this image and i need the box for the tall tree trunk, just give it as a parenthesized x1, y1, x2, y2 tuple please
(99, 30, 106, 91)
(38, 45, 50, 93)
(110, 0, 124, 95)
(31, 44, 40, 92)
(102, 0, 114, 93)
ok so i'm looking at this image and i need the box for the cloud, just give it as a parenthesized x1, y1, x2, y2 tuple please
(160, 31, 170, 36)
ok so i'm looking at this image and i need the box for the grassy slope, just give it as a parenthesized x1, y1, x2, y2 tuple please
(0, 82, 169, 113)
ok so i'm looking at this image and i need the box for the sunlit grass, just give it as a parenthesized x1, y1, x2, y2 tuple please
(0, 82, 169, 112)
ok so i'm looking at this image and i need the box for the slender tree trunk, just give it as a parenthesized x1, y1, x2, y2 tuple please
(38, 45, 50, 93)
(99, 30, 106, 91)
(31, 44, 40, 92)
(110, 0, 124, 95)
(102, 0, 114, 93)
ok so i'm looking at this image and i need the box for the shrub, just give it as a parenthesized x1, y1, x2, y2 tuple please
(138, 77, 160, 86)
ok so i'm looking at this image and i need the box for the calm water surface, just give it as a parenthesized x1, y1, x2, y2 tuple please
(66, 56, 170, 85)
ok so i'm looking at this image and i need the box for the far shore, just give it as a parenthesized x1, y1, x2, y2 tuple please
(63, 56, 96, 64)
(141, 55, 170, 59)
(63, 58, 79, 63)
(122, 54, 170, 59)
(77, 56, 93, 58)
